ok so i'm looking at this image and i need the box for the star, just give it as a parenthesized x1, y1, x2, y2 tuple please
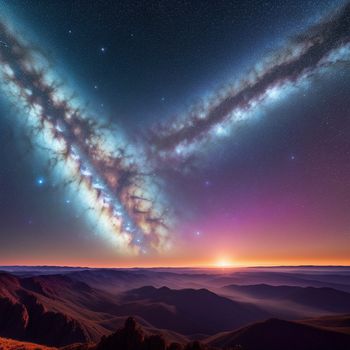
(100, 47, 106, 53)
(36, 177, 45, 186)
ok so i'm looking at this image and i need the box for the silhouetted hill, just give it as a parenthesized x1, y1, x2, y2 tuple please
(119, 286, 269, 335)
(225, 284, 350, 313)
(2, 314, 350, 350)
(63, 317, 350, 350)
(93, 317, 208, 350)
(205, 318, 350, 350)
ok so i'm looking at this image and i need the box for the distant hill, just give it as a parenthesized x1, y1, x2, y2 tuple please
(205, 318, 350, 350)
(224, 284, 350, 313)
(67, 268, 210, 293)
(119, 286, 269, 335)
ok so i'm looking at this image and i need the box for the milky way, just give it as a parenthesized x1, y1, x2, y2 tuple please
(0, 2, 349, 256)
(0, 19, 171, 255)
(149, 3, 350, 162)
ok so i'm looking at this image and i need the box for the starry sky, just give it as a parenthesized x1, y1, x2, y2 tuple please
(0, 0, 349, 267)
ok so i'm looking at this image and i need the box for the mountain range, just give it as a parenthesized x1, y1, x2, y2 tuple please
(0, 266, 350, 349)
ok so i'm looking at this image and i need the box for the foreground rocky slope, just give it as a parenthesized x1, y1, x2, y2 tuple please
(3, 316, 350, 350)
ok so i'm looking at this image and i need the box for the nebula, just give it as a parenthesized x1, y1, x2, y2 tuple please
(0, 19, 171, 255)
(149, 3, 350, 162)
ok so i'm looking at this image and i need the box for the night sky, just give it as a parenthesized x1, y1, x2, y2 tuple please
(0, 0, 349, 267)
